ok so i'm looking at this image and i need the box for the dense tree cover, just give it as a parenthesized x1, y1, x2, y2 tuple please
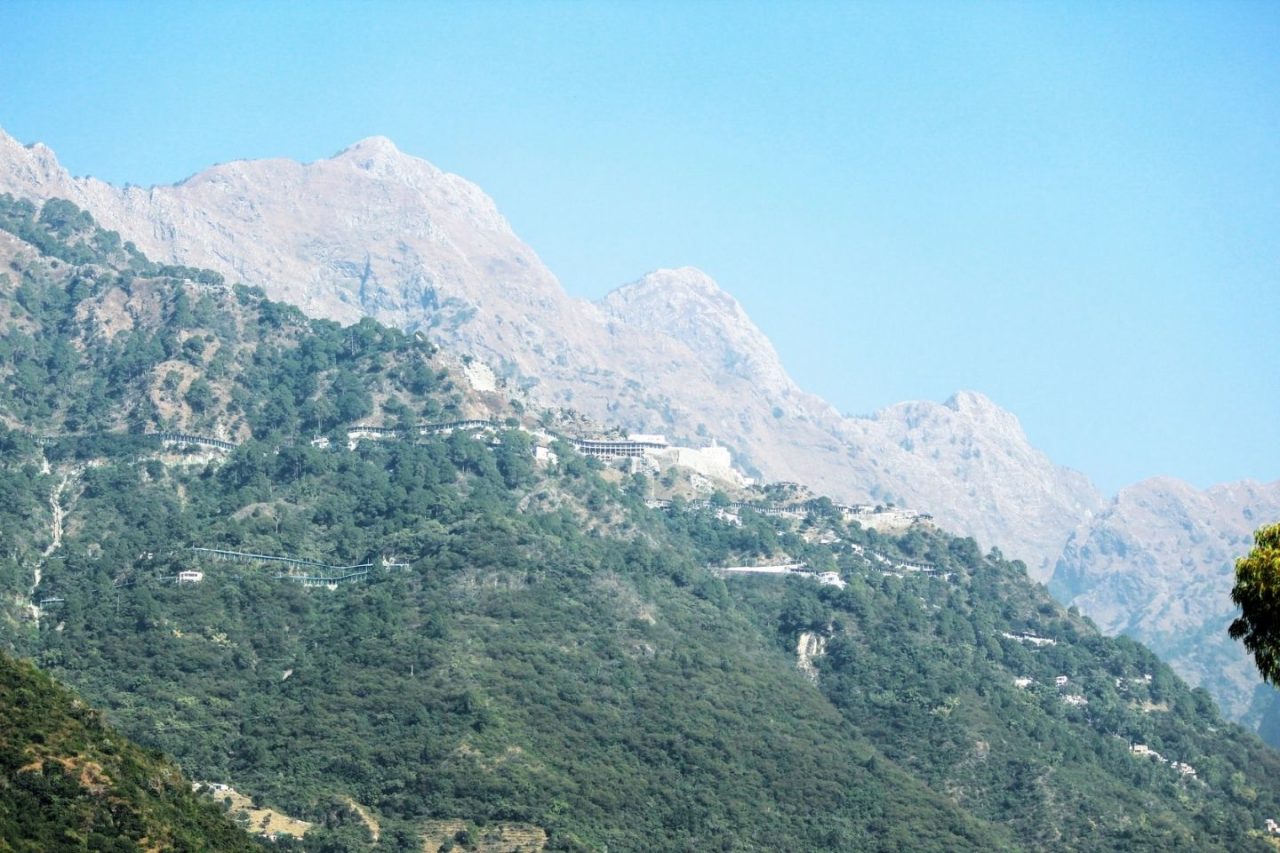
(725, 529, 1280, 850)
(0, 199, 1001, 850)
(0, 650, 259, 851)
(1231, 523, 1280, 684)
(3, 198, 1280, 850)
(0, 194, 453, 444)
(12, 432, 1015, 851)
(641, 498, 1280, 849)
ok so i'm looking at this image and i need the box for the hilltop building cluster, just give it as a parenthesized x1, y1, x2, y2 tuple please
(565, 433, 746, 486)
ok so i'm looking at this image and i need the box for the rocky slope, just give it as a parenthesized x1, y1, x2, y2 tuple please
(1052, 477, 1280, 721)
(835, 391, 1106, 573)
(594, 269, 1104, 571)
(3, 128, 1277, 731)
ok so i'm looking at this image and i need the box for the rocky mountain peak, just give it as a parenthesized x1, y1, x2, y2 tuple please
(598, 267, 794, 391)
(945, 389, 995, 413)
(0, 129, 73, 191)
(330, 134, 450, 184)
(339, 134, 402, 157)
(838, 393, 1104, 578)
(942, 390, 1030, 434)
(621, 266, 730, 299)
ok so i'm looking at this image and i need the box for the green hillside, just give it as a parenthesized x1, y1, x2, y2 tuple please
(0, 650, 258, 851)
(2, 195, 1279, 851)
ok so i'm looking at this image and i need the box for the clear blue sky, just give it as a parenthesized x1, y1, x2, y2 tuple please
(2, 1, 1277, 495)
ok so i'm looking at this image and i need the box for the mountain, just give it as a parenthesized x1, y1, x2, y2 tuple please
(833, 390, 1105, 573)
(0, 650, 258, 851)
(1, 129, 1276, 740)
(4, 194, 1280, 850)
(1052, 477, 1280, 723)
(0, 195, 1002, 850)
(597, 266, 802, 399)
(0, 128, 1100, 574)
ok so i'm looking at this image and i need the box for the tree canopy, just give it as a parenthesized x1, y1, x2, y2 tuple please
(1230, 522, 1280, 683)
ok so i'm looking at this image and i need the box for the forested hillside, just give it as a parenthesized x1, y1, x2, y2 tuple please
(0, 650, 258, 851)
(2, 195, 1279, 851)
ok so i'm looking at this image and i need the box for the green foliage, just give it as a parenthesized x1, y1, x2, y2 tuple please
(1230, 523, 1280, 683)
(721, 520, 1280, 851)
(0, 651, 258, 851)
(185, 377, 214, 413)
(5, 429, 1017, 851)
(0, 194, 122, 265)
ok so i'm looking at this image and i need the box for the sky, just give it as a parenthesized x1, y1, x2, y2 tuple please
(1, 1, 1277, 495)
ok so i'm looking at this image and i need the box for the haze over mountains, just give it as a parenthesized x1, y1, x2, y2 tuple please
(2, 127, 1276, 731)
(1054, 479, 1280, 723)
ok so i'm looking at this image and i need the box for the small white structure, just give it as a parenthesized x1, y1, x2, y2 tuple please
(1002, 631, 1058, 647)
(195, 781, 231, 794)
(1062, 694, 1088, 706)
(1013, 677, 1034, 689)
(1054, 675, 1069, 687)
(177, 570, 204, 584)
(716, 563, 846, 590)
(815, 571, 847, 590)
(842, 504, 929, 532)
(715, 507, 743, 527)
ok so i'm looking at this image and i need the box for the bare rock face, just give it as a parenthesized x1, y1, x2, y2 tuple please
(599, 267, 803, 399)
(0, 131, 590, 373)
(1051, 478, 1280, 720)
(837, 392, 1105, 578)
(594, 270, 1102, 570)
